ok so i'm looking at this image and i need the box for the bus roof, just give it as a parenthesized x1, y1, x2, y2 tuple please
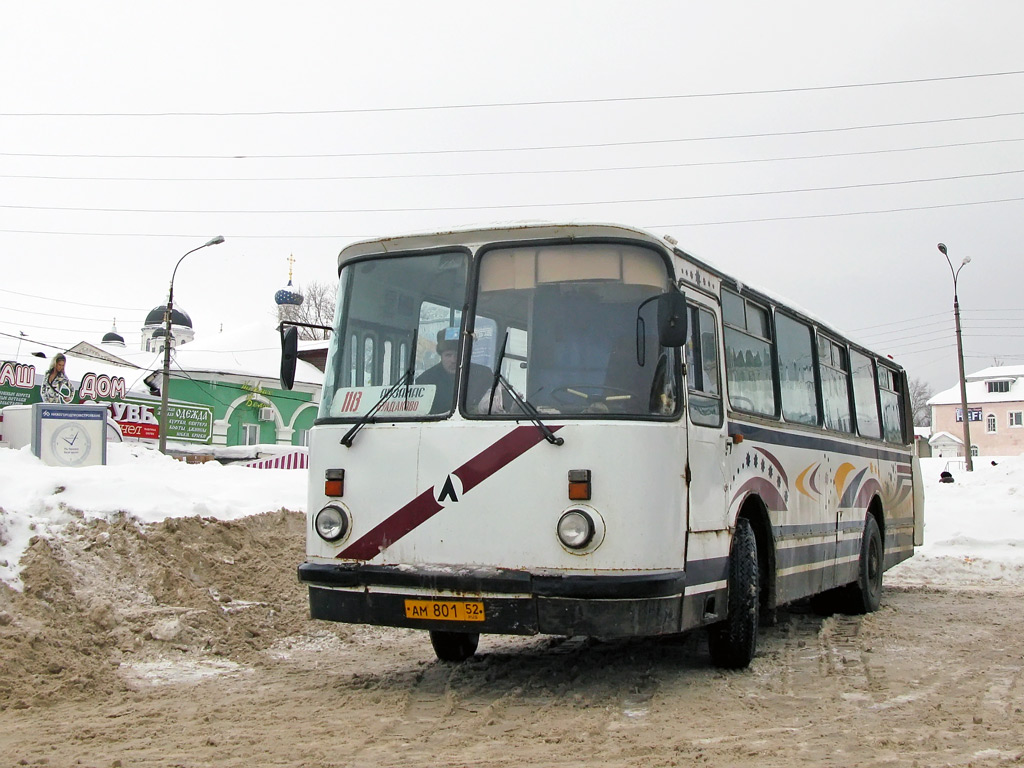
(336, 222, 672, 262)
(335, 221, 905, 373)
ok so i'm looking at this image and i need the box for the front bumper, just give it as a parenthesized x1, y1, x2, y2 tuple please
(299, 562, 686, 638)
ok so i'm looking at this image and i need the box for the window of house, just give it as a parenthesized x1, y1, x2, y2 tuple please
(242, 423, 260, 445)
(1010, 411, 1023, 428)
(987, 414, 997, 433)
(971, 445, 979, 457)
(722, 289, 777, 416)
(988, 380, 1011, 393)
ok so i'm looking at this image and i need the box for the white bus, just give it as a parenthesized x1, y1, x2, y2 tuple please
(280, 223, 924, 668)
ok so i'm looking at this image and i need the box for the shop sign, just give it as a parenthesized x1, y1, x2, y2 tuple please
(161, 402, 214, 443)
(955, 407, 983, 423)
(0, 361, 38, 408)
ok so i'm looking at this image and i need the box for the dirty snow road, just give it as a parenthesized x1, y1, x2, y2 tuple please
(1, 512, 1022, 768)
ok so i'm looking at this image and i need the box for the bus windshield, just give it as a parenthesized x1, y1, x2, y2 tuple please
(469, 242, 679, 419)
(318, 241, 680, 421)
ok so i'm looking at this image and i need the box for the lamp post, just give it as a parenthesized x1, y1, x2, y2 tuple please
(158, 235, 225, 454)
(938, 242, 973, 471)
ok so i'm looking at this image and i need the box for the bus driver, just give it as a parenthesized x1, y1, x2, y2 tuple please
(417, 328, 498, 415)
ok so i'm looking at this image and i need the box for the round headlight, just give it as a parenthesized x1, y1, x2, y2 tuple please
(557, 509, 595, 550)
(315, 504, 350, 543)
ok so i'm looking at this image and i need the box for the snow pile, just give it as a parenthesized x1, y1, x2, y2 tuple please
(889, 455, 1024, 589)
(0, 442, 305, 590)
(1, 442, 1023, 592)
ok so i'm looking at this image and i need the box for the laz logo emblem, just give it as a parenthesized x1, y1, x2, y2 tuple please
(436, 475, 461, 503)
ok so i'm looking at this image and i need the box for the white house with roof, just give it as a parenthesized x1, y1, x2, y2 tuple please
(928, 365, 1024, 457)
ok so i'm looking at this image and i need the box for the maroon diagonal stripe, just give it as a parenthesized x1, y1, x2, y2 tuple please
(337, 425, 562, 560)
(338, 488, 442, 560)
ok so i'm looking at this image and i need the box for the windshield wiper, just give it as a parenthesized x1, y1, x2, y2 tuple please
(488, 332, 563, 445)
(341, 328, 418, 447)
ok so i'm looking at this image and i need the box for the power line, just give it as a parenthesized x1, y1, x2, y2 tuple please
(653, 194, 1024, 227)
(0, 286, 150, 312)
(0, 329, 149, 367)
(897, 343, 1024, 359)
(849, 309, 1024, 332)
(6, 168, 1024, 215)
(3, 195, 1024, 240)
(850, 312, 949, 332)
(3, 69, 1022, 117)
(171, 359, 316, 406)
(855, 320, 1024, 343)
(0, 305, 144, 322)
(4, 111, 1024, 160)
(855, 319, 952, 338)
(0, 318, 137, 333)
(4, 137, 1022, 183)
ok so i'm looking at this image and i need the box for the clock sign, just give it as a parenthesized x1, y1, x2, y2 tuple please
(49, 422, 94, 467)
(32, 403, 107, 468)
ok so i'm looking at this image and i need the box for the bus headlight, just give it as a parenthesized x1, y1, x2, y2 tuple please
(314, 504, 351, 543)
(559, 505, 611, 555)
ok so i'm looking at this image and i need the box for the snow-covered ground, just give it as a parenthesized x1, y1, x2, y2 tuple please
(888, 455, 1024, 590)
(0, 443, 305, 589)
(1, 443, 1021, 591)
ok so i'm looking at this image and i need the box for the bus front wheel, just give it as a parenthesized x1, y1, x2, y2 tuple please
(708, 517, 759, 669)
(429, 630, 479, 662)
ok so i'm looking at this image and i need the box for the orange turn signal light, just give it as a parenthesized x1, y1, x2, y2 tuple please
(568, 469, 591, 501)
(325, 468, 345, 497)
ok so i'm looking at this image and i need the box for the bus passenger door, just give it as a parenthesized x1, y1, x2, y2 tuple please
(684, 303, 730, 532)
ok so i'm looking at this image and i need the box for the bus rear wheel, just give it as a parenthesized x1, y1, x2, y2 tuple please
(429, 630, 479, 662)
(708, 517, 759, 669)
(844, 515, 883, 614)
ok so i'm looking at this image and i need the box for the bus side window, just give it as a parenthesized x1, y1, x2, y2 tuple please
(818, 336, 853, 432)
(686, 305, 723, 427)
(878, 366, 904, 443)
(775, 312, 819, 426)
(722, 289, 777, 416)
(850, 349, 881, 439)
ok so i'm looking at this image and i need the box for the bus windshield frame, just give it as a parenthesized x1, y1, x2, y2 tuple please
(316, 240, 682, 424)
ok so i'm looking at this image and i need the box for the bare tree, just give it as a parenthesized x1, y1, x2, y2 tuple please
(277, 281, 337, 340)
(908, 377, 934, 427)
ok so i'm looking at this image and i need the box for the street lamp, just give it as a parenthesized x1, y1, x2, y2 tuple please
(938, 242, 973, 471)
(158, 235, 225, 454)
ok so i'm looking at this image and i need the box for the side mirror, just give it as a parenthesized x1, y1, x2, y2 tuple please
(280, 325, 298, 390)
(657, 288, 688, 347)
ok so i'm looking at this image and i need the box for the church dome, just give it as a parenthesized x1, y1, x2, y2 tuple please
(274, 254, 304, 307)
(275, 282, 304, 307)
(101, 320, 125, 346)
(144, 305, 193, 328)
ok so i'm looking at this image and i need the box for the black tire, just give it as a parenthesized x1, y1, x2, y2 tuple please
(843, 515, 883, 614)
(429, 630, 479, 662)
(708, 517, 759, 669)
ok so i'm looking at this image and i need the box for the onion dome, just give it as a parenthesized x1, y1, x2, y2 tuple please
(101, 319, 126, 346)
(144, 304, 193, 328)
(274, 254, 305, 307)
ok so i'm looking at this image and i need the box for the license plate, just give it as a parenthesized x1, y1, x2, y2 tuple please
(404, 599, 485, 622)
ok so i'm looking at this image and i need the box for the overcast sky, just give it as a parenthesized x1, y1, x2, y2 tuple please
(1, 1, 1022, 392)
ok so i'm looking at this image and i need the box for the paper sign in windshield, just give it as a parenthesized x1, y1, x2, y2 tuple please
(330, 385, 435, 418)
